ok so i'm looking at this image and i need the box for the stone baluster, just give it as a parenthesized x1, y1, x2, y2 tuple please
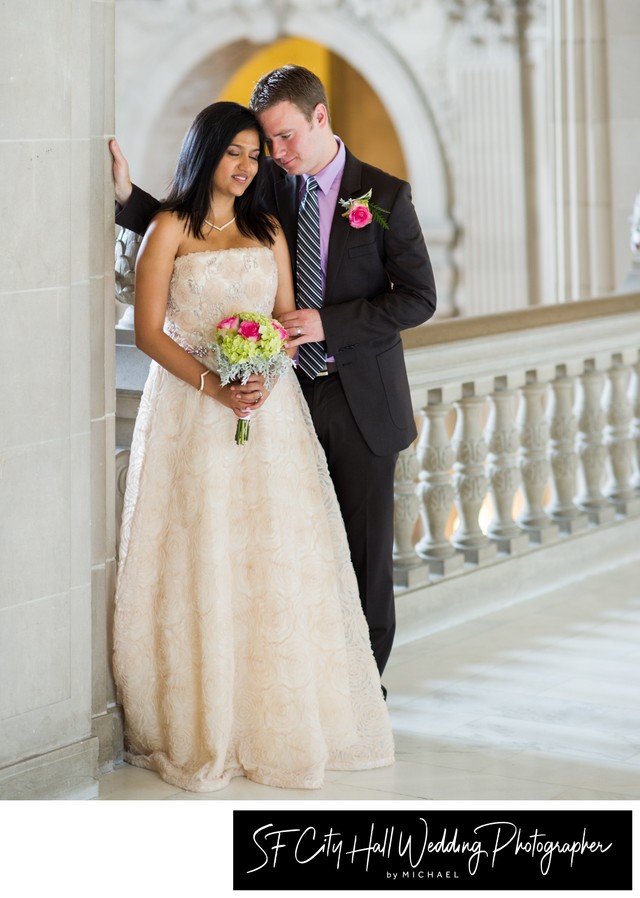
(114, 448, 130, 558)
(631, 360, 640, 492)
(516, 376, 559, 542)
(451, 389, 497, 564)
(575, 362, 614, 523)
(485, 381, 529, 554)
(115, 226, 141, 331)
(603, 357, 640, 514)
(393, 445, 428, 587)
(415, 394, 463, 577)
(546, 367, 588, 533)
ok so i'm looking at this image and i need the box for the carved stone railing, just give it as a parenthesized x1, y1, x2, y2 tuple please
(393, 293, 640, 590)
(115, 285, 640, 601)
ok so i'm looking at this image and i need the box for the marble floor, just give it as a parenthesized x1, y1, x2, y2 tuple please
(97, 557, 640, 802)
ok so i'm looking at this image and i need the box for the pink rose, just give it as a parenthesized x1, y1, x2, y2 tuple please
(238, 320, 261, 341)
(272, 321, 288, 340)
(218, 315, 240, 331)
(348, 203, 373, 229)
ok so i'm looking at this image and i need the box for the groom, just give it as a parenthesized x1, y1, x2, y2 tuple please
(112, 65, 436, 679)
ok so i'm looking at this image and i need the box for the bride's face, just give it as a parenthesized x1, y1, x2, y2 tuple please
(212, 129, 261, 201)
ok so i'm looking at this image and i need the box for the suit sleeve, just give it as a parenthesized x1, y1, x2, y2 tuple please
(115, 184, 161, 235)
(321, 180, 436, 349)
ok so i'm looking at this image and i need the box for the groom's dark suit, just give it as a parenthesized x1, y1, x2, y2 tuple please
(267, 149, 435, 455)
(115, 146, 436, 675)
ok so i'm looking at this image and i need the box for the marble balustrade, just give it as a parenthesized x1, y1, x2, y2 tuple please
(116, 293, 640, 598)
(393, 293, 640, 588)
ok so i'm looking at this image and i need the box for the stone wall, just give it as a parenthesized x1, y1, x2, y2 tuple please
(0, 0, 117, 799)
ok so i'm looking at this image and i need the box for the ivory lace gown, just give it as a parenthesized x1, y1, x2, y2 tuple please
(113, 247, 394, 792)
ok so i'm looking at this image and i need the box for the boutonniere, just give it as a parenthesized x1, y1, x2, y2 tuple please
(338, 188, 390, 230)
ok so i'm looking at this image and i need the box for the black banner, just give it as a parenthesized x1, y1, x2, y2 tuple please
(233, 809, 632, 891)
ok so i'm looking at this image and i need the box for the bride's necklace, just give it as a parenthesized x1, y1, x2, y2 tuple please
(204, 215, 236, 232)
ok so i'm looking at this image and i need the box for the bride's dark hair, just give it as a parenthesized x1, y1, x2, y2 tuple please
(160, 101, 276, 245)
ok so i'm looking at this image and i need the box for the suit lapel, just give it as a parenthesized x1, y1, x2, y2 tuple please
(269, 150, 365, 303)
(272, 170, 299, 275)
(325, 150, 364, 304)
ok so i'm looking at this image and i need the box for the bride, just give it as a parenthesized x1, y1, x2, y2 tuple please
(113, 101, 394, 793)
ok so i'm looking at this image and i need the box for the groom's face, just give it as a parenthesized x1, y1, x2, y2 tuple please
(259, 100, 329, 177)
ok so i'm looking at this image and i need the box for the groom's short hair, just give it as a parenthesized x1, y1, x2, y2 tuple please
(249, 65, 330, 123)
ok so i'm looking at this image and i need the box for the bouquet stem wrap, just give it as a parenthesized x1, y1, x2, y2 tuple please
(235, 414, 251, 446)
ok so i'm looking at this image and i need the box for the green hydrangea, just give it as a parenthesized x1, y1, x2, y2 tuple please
(208, 311, 293, 391)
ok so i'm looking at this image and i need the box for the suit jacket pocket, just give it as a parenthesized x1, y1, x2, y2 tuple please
(348, 241, 377, 259)
(376, 339, 414, 431)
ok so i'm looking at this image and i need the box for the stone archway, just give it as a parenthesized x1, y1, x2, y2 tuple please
(116, 4, 455, 305)
(143, 42, 415, 199)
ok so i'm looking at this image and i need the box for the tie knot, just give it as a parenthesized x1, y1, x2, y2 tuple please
(300, 176, 319, 217)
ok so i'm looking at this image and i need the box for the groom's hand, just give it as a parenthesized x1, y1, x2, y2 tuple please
(280, 309, 325, 347)
(109, 138, 133, 206)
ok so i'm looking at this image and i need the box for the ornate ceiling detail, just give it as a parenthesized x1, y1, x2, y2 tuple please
(160, 0, 545, 29)
(442, 0, 546, 41)
(329, 0, 426, 20)
(182, 0, 427, 23)
(443, 0, 544, 20)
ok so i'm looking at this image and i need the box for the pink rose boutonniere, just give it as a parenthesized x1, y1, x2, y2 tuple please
(339, 188, 390, 230)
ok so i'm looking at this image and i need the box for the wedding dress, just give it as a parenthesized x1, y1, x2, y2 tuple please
(113, 247, 394, 792)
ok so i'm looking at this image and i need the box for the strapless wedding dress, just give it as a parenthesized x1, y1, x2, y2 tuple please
(113, 247, 394, 792)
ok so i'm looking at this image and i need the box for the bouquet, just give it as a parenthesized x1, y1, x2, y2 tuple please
(209, 312, 293, 445)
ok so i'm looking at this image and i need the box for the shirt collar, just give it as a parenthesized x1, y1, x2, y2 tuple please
(303, 137, 346, 196)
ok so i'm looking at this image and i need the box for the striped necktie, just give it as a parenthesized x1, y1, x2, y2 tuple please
(296, 175, 327, 378)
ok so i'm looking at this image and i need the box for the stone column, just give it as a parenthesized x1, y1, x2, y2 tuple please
(549, 0, 615, 300)
(0, 0, 116, 799)
(448, 4, 530, 315)
(604, 2, 640, 289)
